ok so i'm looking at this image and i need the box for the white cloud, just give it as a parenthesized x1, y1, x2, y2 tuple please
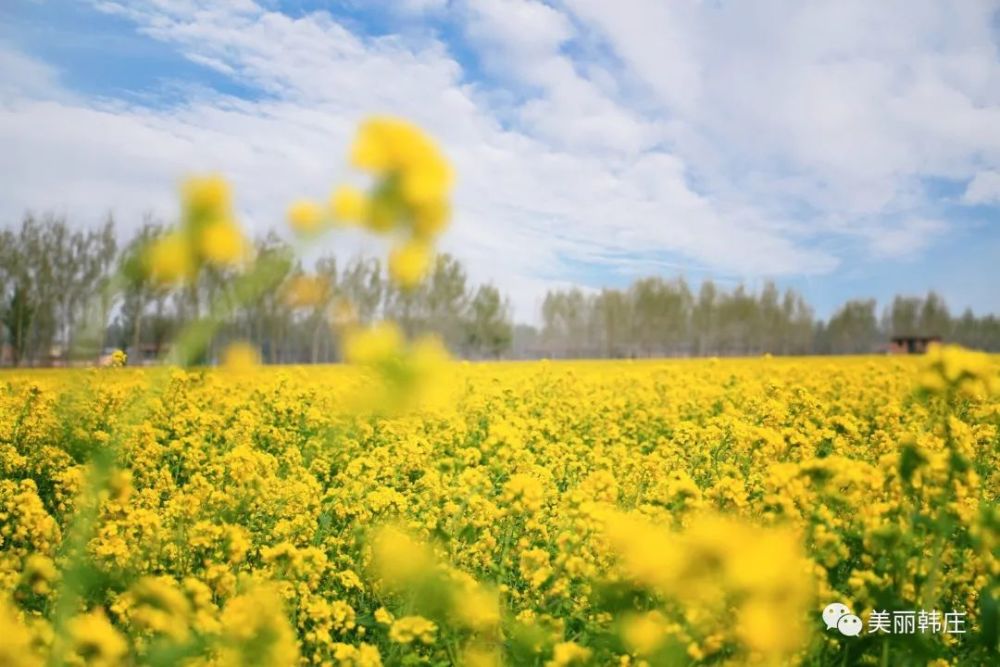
(865, 218, 948, 259)
(558, 0, 702, 115)
(0, 44, 65, 99)
(463, 0, 572, 59)
(963, 171, 1000, 205)
(1, 0, 998, 321)
(562, 0, 1000, 219)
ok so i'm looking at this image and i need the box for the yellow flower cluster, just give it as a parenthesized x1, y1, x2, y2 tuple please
(604, 512, 811, 659)
(221, 341, 261, 372)
(147, 175, 248, 283)
(388, 616, 437, 645)
(280, 117, 453, 324)
(330, 117, 453, 288)
(341, 321, 451, 412)
(1, 353, 998, 665)
(919, 342, 998, 396)
(108, 350, 127, 368)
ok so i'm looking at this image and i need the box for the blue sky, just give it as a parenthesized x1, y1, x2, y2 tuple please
(1, 0, 999, 322)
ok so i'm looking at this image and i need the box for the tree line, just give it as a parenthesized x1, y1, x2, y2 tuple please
(0, 214, 512, 366)
(517, 278, 1000, 358)
(2, 214, 998, 365)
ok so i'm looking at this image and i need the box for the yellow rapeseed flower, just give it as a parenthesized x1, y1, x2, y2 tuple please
(222, 341, 261, 371)
(351, 116, 439, 174)
(342, 322, 404, 366)
(330, 185, 368, 224)
(462, 646, 502, 667)
(340, 116, 451, 245)
(400, 155, 452, 207)
(182, 174, 231, 220)
(546, 641, 591, 666)
(388, 240, 432, 288)
(388, 615, 437, 645)
(413, 199, 450, 239)
(452, 584, 501, 631)
(67, 609, 128, 667)
(920, 342, 997, 396)
(0, 597, 39, 667)
(284, 274, 328, 308)
(219, 586, 299, 666)
(369, 525, 432, 590)
(621, 611, 668, 657)
(287, 199, 327, 235)
(199, 219, 244, 266)
(147, 232, 194, 284)
(21, 554, 57, 595)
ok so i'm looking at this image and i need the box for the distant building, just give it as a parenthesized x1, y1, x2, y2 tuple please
(48, 344, 68, 367)
(888, 335, 941, 354)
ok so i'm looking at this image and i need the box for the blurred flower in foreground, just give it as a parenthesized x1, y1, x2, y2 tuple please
(218, 586, 299, 666)
(369, 525, 433, 591)
(67, 608, 128, 667)
(115, 576, 191, 642)
(604, 511, 813, 660)
(351, 117, 453, 196)
(147, 232, 194, 284)
(342, 322, 450, 411)
(199, 218, 244, 265)
(183, 173, 229, 219)
(22, 554, 57, 595)
(343, 321, 405, 367)
(919, 342, 997, 396)
(330, 185, 367, 224)
(620, 610, 671, 658)
(463, 646, 502, 667)
(222, 341, 261, 372)
(287, 199, 327, 236)
(147, 174, 248, 284)
(283, 274, 329, 309)
(334, 116, 453, 288)
(367, 524, 499, 656)
(545, 641, 591, 666)
(330, 297, 358, 330)
(0, 597, 40, 666)
(388, 239, 432, 289)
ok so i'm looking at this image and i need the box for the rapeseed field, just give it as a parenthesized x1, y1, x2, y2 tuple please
(2, 351, 998, 666)
(2, 119, 998, 666)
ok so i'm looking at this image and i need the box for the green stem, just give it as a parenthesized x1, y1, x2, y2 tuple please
(166, 251, 292, 366)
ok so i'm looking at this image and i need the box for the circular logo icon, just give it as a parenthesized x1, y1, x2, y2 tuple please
(837, 613, 863, 637)
(822, 602, 851, 630)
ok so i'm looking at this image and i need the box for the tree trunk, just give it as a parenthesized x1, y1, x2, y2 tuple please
(132, 307, 143, 362)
